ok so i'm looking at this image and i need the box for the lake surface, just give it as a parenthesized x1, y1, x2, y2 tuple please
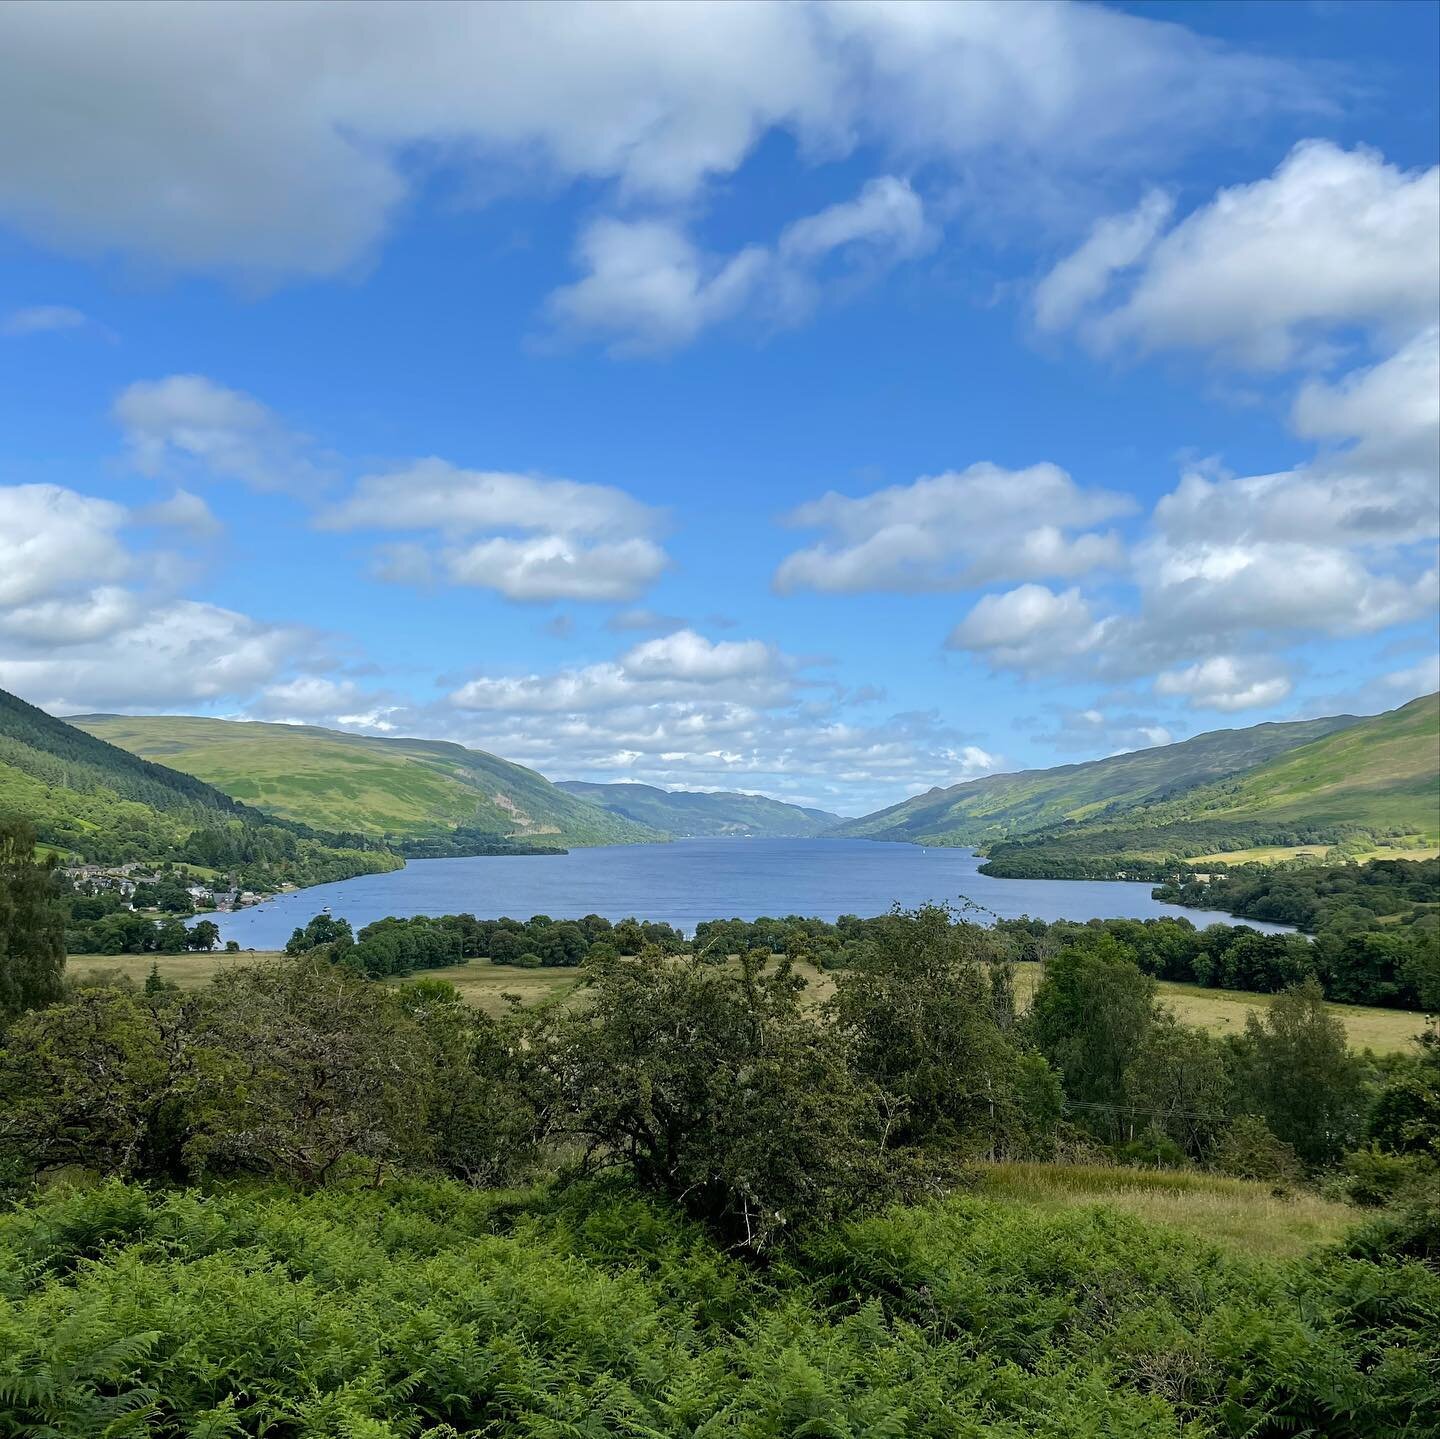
(207, 838, 1293, 948)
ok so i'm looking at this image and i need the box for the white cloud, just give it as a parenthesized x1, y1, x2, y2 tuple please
(451, 629, 786, 713)
(256, 676, 366, 719)
(775, 462, 1132, 593)
(0, 600, 308, 712)
(2, 303, 87, 336)
(548, 175, 932, 354)
(1155, 656, 1293, 712)
(947, 584, 1108, 671)
(139, 489, 223, 538)
(0, 586, 140, 646)
(0, 485, 130, 606)
(320, 458, 656, 540)
(1048, 141, 1439, 367)
(1032, 189, 1173, 332)
(114, 374, 326, 494)
(322, 457, 669, 603)
(445, 535, 668, 603)
(0, 2, 1315, 282)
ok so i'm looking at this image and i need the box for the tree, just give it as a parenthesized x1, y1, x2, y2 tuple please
(188, 920, 221, 952)
(831, 905, 1038, 1156)
(537, 946, 888, 1250)
(1230, 979, 1364, 1168)
(0, 986, 196, 1180)
(1029, 933, 1157, 1140)
(1123, 1016, 1231, 1158)
(187, 958, 428, 1186)
(0, 820, 65, 1022)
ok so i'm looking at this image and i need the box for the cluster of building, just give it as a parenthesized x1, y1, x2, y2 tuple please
(60, 863, 263, 912)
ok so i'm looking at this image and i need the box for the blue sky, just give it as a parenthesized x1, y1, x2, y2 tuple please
(1, 0, 1436, 815)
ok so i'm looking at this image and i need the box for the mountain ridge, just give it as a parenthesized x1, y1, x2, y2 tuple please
(556, 780, 844, 837)
(832, 710, 1372, 846)
(69, 713, 661, 848)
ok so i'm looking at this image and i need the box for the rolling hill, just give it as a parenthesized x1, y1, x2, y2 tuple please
(0, 685, 397, 883)
(71, 714, 660, 848)
(832, 711, 1368, 847)
(556, 780, 844, 837)
(980, 693, 1440, 878)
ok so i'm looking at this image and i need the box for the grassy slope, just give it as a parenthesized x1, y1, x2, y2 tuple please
(833, 712, 1363, 845)
(71, 714, 660, 847)
(987, 694, 1440, 868)
(557, 780, 843, 837)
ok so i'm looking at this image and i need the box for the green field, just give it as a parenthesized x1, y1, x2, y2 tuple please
(71, 713, 660, 846)
(73, 950, 1426, 1052)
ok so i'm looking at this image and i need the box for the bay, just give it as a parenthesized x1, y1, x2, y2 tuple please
(205, 838, 1293, 949)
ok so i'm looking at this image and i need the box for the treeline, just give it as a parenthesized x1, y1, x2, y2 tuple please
(979, 819, 1407, 880)
(690, 906, 1439, 1011)
(1157, 855, 1438, 927)
(285, 909, 687, 975)
(389, 827, 569, 858)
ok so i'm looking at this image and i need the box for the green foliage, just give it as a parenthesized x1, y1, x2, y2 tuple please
(1029, 934, 1159, 1140)
(536, 946, 892, 1251)
(284, 909, 685, 976)
(830, 903, 1052, 1156)
(1212, 1115, 1303, 1185)
(2, 1174, 1434, 1439)
(0, 820, 65, 1021)
(1229, 980, 1366, 1168)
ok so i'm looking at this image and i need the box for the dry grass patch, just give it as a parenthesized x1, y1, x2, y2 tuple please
(976, 1160, 1355, 1259)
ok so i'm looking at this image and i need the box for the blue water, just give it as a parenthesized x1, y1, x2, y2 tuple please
(206, 838, 1292, 948)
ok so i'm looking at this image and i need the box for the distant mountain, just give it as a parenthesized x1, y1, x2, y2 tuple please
(980, 693, 1440, 878)
(833, 711, 1367, 847)
(556, 780, 844, 837)
(0, 685, 396, 883)
(72, 714, 660, 848)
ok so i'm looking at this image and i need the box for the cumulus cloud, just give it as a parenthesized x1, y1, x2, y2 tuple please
(115, 374, 327, 494)
(255, 676, 367, 719)
(451, 629, 787, 713)
(775, 462, 1132, 594)
(1042, 141, 1439, 367)
(322, 457, 669, 603)
(0, 2, 1315, 283)
(0, 479, 329, 714)
(1154, 656, 1293, 712)
(947, 584, 1109, 670)
(548, 175, 933, 353)
(0, 484, 131, 606)
(2, 303, 88, 336)
(0, 600, 310, 712)
(445, 535, 667, 603)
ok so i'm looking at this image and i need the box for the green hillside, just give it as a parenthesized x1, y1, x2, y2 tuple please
(0, 686, 397, 885)
(557, 780, 843, 837)
(72, 714, 661, 848)
(833, 711, 1365, 847)
(982, 693, 1440, 878)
